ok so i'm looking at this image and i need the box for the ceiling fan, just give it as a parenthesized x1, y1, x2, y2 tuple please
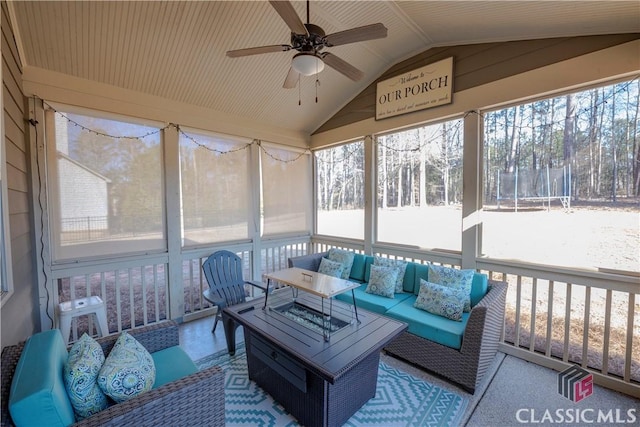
(226, 0, 388, 89)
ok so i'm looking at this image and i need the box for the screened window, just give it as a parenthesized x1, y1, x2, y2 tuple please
(47, 109, 165, 261)
(316, 140, 364, 239)
(377, 119, 464, 250)
(261, 144, 311, 236)
(179, 129, 251, 246)
(482, 79, 640, 273)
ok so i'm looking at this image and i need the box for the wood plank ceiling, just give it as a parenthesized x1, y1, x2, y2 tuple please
(8, 1, 640, 135)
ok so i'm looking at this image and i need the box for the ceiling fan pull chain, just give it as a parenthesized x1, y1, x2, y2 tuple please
(298, 75, 302, 106)
(316, 76, 320, 103)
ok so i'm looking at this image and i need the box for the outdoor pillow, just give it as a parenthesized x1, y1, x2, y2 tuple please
(374, 256, 408, 293)
(97, 332, 155, 403)
(64, 333, 109, 420)
(365, 264, 398, 299)
(414, 279, 466, 321)
(318, 257, 345, 278)
(428, 264, 474, 312)
(327, 248, 355, 279)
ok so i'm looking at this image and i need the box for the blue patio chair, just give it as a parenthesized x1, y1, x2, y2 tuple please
(202, 250, 266, 334)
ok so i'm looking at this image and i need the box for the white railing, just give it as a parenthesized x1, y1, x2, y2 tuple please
(477, 258, 639, 396)
(310, 236, 639, 397)
(53, 237, 313, 337)
(52, 254, 170, 341)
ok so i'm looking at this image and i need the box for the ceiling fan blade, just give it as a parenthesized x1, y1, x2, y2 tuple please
(324, 23, 388, 47)
(226, 45, 291, 58)
(269, 1, 308, 36)
(283, 67, 300, 89)
(321, 53, 364, 81)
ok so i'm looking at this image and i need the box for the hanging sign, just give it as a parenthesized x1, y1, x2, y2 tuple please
(376, 57, 453, 120)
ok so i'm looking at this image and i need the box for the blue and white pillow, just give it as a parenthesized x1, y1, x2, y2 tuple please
(365, 265, 398, 299)
(63, 333, 109, 419)
(97, 332, 155, 403)
(428, 264, 474, 312)
(374, 256, 408, 293)
(318, 257, 345, 278)
(327, 248, 355, 279)
(414, 279, 466, 321)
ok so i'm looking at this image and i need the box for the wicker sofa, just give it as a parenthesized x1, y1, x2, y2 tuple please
(1, 321, 225, 427)
(288, 251, 507, 393)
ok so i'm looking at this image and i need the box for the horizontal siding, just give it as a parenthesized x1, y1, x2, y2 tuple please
(1, 0, 37, 348)
(314, 34, 640, 134)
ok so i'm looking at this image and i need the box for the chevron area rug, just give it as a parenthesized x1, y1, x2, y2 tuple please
(196, 346, 468, 427)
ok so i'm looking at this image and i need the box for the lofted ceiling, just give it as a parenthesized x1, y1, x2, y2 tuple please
(8, 1, 640, 135)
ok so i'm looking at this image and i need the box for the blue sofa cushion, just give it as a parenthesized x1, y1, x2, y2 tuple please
(336, 284, 412, 314)
(349, 253, 367, 282)
(9, 329, 76, 427)
(151, 347, 198, 389)
(386, 296, 469, 349)
(470, 273, 489, 307)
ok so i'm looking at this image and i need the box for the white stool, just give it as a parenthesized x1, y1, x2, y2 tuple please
(58, 296, 109, 344)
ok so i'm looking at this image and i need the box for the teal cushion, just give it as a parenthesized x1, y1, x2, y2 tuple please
(97, 332, 156, 403)
(318, 257, 344, 278)
(363, 256, 375, 282)
(151, 347, 198, 389)
(64, 334, 108, 419)
(386, 297, 469, 349)
(373, 256, 408, 293)
(414, 279, 465, 321)
(413, 263, 430, 294)
(335, 284, 412, 314)
(327, 248, 355, 279)
(427, 264, 474, 312)
(365, 265, 398, 298)
(9, 329, 76, 427)
(349, 254, 367, 281)
(470, 273, 488, 307)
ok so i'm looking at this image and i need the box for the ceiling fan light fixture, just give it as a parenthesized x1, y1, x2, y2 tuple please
(291, 53, 324, 76)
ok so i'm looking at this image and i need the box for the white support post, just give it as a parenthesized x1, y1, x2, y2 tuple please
(250, 142, 262, 283)
(363, 135, 375, 255)
(163, 125, 185, 321)
(461, 111, 482, 270)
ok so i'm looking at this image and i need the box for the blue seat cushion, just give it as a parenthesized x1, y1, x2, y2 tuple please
(385, 297, 469, 349)
(335, 284, 411, 314)
(151, 346, 198, 389)
(9, 329, 76, 427)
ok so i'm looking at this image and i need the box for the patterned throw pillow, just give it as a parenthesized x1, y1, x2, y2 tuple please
(327, 248, 355, 280)
(374, 256, 408, 293)
(414, 279, 466, 321)
(97, 332, 155, 403)
(63, 334, 109, 420)
(318, 257, 345, 278)
(428, 264, 475, 312)
(365, 265, 398, 299)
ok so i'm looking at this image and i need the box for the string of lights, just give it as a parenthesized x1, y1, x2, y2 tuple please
(40, 75, 638, 163)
